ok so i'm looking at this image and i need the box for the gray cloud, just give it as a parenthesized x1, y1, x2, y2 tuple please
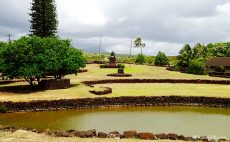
(0, 0, 230, 55)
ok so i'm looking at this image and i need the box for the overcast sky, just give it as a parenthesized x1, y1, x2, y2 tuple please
(1, 0, 230, 55)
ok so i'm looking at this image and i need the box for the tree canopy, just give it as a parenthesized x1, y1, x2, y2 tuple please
(0, 36, 85, 86)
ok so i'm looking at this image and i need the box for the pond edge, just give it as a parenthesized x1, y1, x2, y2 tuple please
(2, 96, 230, 113)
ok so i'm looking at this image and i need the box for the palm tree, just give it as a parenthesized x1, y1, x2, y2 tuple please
(134, 37, 145, 55)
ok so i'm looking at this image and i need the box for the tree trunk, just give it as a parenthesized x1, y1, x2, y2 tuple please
(26, 78, 35, 88)
(141, 47, 143, 55)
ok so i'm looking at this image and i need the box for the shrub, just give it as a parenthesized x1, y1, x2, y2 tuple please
(145, 56, 155, 65)
(117, 64, 125, 68)
(135, 54, 145, 64)
(215, 66, 225, 72)
(187, 59, 206, 75)
(154, 51, 169, 66)
(100, 64, 125, 68)
(0, 104, 7, 113)
(100, 64, 107, 68)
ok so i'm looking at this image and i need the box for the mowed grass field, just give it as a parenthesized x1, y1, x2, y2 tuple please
(0, 64, 229, 102)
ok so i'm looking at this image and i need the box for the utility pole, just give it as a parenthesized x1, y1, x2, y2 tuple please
(99, 36, 102, 64)
(130, 37, 133, 57)
(129, 37, 133, 66)
(6, 34, 12, 42)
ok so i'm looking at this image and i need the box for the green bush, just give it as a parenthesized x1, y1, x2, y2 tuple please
(187, 59, 206, 75)
(154, 51, 169, 66)
(145, 56, 155, 65)
(135, 54, 145, 64)
(0, 104, 7, 113)
(100, 64, 107, 68)
(117, 64, 125, 68)
(215, 66, 225, 72)
(100, 64, 125, 68)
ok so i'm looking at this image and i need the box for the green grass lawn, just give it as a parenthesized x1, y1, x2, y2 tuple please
(73, 64, 228, 82)
(0, 64, 229, 102)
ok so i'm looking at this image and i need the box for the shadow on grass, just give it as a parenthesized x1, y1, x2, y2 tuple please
(0, 81, 19, 85)
(70, 84, 80, 88)
(0, 83, 81, 94)
(0, 85, 44, 94)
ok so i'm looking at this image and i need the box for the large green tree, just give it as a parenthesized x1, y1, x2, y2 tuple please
(0, 36, 85, 87)
(0, 42, 7, 77)
(29, 0, 58, 37)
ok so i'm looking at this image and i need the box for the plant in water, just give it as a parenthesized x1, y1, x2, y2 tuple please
(0, 104, 7, 113)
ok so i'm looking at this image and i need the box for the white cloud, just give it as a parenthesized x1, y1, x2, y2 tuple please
(57, 0, 108, 33)
(0, 0, 230, 55)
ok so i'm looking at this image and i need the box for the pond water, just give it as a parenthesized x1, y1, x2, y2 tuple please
(0, 106, 230, 139)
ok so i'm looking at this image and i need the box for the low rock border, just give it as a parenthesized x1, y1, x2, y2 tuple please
(0, 125, 228, 141)
(3, 96, 230, 113)
(89, 87, 112, 95)
(82, 79, 230, 86)
(107, 73, 132, 77)
(78, 69, 88, 73)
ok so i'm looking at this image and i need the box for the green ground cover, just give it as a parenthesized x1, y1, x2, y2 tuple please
(0, 64, 229, 102)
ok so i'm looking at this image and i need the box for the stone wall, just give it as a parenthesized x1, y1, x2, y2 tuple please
(0, 125, 227, 141)
(38, 79, 70, 90)
(209, 72, 230, 78)
(3, 96, 230, 112)
(82, 79, 230, 85)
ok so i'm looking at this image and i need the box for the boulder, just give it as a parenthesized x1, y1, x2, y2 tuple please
(218, 138, 228, 142)
(178, 135, 186, 140)
(85, 129, 96, 137)
(184, 136, 196, 141)
(98, 132, 108, 138)
(199, 136, 209, 142)
(73, 131, 86, 138)
(138, 132, 155, 140)
(53, 131, 69, 137)
(123, 130, 138, 138)
(108, 131, 120, 138)
(167, 133, 178, 140)
(79, 131, 86, 138)
(155, 133, 168, 139)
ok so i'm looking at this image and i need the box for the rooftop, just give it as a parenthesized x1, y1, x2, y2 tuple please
(206, 57, 230, 67)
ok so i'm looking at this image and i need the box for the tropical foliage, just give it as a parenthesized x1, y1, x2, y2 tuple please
(134, 37, 145, 55)
(176, 42, 230, 74)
